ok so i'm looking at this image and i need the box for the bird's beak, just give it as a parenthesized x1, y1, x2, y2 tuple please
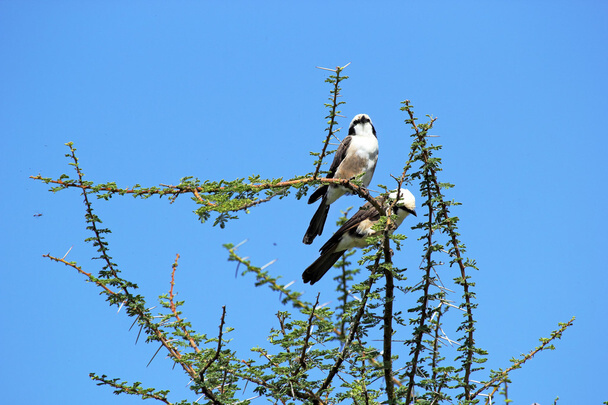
(410, 209, 417, 217)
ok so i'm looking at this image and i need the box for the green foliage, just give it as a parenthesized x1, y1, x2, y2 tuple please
(32, 65, 574, 405)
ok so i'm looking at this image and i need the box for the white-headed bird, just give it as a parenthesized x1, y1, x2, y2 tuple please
(302, 189, 416, 285)
(303, 114, 379, 244)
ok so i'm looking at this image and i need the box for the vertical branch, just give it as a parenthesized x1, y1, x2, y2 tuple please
(66, 142, 129, 295)
(313, 63, 350, 179)
(200, 306, 227, 379)
(382, 261, 395, 403)
(293, 294, 320, 377)
(402, 100, 478, 399)
(198, 306, 227, 405)
(65, 144, 199, 379)
(405, 180, 435, 404)
(380, 176, 415, 403)
(168, 254, 201, 353)
(501, 381, 509, 404)
(355, 331, 371, 405)
(318, 254, 378, 395)
(335, 207, 354, 341)
(339, 254, 349, 339)
(381, 220, 397, 403)
(430, 306, 443, 395)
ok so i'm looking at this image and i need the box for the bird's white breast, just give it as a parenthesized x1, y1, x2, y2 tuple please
(326, 133, 378, 204)
(348, 135, 378, 168)
(334, 207, 410, 252)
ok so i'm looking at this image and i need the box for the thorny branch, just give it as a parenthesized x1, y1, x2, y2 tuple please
(231, 240, 406, 392)
(47, 253, 198, 380)
(378, 170, 416, 403)
(197, 306, 227, 405)
(34, 96, 573, 405)
(313, 63, 350, 179)
(68, 144, 129, 296)
(200, 306, 227, 379)
(168, 254, 200, 354)
(226, 364, 316, 402)
(431, 305, 446, 398)
(381, 216, 397, 403)
(403, 100, 478, 398)
(318, 254, 380, 397)
(405, 179, 436, 404)
(43, 254, 116, 295)
(49, 144, 200, 382)
(471, 317, 575, 402)
(90, 374, 172, 404)
(30, 174, 384, 217)
(293, 294, 320, 376)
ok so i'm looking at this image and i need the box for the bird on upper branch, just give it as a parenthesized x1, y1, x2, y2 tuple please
(303, 113, 379, 245)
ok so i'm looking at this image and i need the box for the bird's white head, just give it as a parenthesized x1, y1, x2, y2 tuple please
(389, 188, 417, 218)
(349, 114, 376, 138)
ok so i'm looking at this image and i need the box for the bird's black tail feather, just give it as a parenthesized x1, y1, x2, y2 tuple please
(302, 199, 329, 245)
(302, 251, 344, 285)
(308, 185, 328, 204)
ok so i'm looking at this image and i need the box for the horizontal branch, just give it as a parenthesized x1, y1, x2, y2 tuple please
(30, 175, 384, 215)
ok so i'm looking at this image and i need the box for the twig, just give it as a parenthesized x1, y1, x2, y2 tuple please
(277, 313, 292, 354)
(200, 306, 227, 379)
(233, 192, 283, 212)
(471, 317, 575, 401)
(43, 152, 199, 382)
(382, 223, 396, 403)
(90, 374, 172, 404)
(312, 64, 348, 179)
(318, 255, 379, 395)
(293, 293, 320, 376)
(403, 101, 478, 398)
(197, 307, 227, 405)
(405, 180, 436, 404)
(31, 175, 384, 215)
(168, 254, 201, 353)
(43, 254, 116, 295)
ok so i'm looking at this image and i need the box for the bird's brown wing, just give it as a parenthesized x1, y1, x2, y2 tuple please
(326, 136, 352, 178)
(307, 136, 352, 204)
(318, 200, 383, 255)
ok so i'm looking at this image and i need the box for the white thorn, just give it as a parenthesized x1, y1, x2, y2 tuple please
(62, 245, 73, 260)
(260, 259, 277, 270)
(234, 239, 249, 249)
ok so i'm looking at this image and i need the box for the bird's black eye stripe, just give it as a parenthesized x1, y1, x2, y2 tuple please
(349, 116, 374, 135)
(394, 206, 416, 216)
(350, 116, 370, 127)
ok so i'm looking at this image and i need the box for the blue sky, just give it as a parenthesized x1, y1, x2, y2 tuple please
(2, 2, 607, 404)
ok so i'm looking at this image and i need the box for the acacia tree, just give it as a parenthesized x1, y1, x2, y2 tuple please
(32, 65, 573, 405)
